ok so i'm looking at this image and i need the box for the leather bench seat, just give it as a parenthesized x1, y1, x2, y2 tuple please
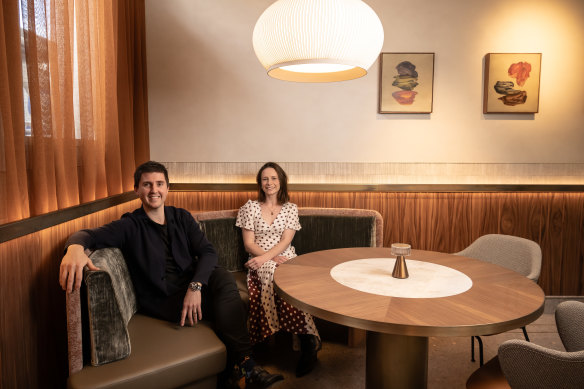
(68, 314, 226, 389)
(65, 207, 383, 387)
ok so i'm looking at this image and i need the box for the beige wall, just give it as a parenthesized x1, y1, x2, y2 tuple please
(145, 0, 584, 180)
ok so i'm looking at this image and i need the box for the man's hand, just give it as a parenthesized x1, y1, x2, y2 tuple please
(180, 289, 202, 326)
(59, 244, 99, 293)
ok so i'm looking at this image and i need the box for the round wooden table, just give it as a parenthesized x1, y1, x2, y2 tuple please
(273, 247, 545, 389)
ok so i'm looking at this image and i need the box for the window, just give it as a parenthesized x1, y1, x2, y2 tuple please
(1, 0, 150, 225)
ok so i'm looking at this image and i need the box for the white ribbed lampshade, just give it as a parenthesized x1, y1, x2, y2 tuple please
(252, 0, 384, 82)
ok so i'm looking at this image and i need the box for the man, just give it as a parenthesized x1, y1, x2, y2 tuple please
(59, 161, 283, 389)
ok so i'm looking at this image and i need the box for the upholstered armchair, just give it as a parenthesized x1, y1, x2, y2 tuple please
(498, 300, 584, 389)
(456, 234, 542, 365)
(466, 300, 584, 389)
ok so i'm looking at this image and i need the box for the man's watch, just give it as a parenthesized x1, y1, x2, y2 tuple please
(188, 282, 202, 292)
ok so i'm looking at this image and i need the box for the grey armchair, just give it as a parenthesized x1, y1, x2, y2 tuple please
(498, 300, 584, 389)
(455, 234, 542, 365)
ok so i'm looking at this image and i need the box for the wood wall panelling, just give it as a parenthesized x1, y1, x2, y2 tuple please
(1, 233, 41, 388)
(544, 193, 584, 295)
(2, 192, 583, 389)
(0, 200, 141, 389)
(165, 191, 584, 296)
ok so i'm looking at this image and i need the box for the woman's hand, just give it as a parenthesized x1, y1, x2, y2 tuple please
(245, 255, 269, 270)
(272, 256, 288, 264)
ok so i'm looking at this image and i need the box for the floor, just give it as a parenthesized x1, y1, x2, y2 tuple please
(252, 297, 582, 389)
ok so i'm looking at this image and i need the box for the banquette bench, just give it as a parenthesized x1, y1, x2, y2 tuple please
(65, 207, 383, 389)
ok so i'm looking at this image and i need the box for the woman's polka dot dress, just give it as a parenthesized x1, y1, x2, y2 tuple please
(236, 200, 319, 344)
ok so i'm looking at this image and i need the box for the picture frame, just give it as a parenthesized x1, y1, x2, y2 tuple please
(378, 52, 435, 114)
(483, 53, 542, 114)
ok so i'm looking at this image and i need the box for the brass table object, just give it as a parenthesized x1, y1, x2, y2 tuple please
(391, 243, 411, 279)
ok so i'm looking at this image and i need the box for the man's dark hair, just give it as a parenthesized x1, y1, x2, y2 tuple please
(134, 161, 169, 188)
(256, 162, 289, 204)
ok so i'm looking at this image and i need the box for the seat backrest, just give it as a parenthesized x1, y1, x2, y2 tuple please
(456, 234, 542, 281)
(294, 208, 382, 254)
(555, 300, 584, 352)
(192, 207, 384, 271)
(498, 339, 584, 389)
(192, 209, 246, 271)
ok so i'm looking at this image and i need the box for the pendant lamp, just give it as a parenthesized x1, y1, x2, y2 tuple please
(252, 0, 384, 82)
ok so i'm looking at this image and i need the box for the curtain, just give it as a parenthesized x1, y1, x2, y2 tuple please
(0, 0, 149, 225)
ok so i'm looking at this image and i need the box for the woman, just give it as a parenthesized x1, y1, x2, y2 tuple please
(235, 162, 321, 377)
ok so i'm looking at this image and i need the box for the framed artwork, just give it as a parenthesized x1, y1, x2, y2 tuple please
(483, 53, 541, 114)
(379, 52, 434, 114)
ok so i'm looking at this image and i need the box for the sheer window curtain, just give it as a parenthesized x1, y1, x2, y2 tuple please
(0, 0, 149, 225)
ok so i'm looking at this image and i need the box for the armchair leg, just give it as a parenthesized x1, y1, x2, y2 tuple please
(521, 326, 530, 342)
(470, 329, 526, 368)
(476, 336, 484, 366)
(470, 336, 484, 366)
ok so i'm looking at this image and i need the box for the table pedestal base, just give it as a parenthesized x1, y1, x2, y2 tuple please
(366, 332, 428, 389)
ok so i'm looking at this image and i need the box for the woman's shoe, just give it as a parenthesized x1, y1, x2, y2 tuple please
(296, 335, 322, 377)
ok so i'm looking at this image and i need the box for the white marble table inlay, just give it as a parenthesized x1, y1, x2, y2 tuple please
(330, 257, 473, 298)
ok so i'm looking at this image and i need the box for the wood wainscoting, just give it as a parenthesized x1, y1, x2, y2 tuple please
(166, 191, 584, 296)
(1, 190, 582, 388)
(0, 200, 141, 389)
